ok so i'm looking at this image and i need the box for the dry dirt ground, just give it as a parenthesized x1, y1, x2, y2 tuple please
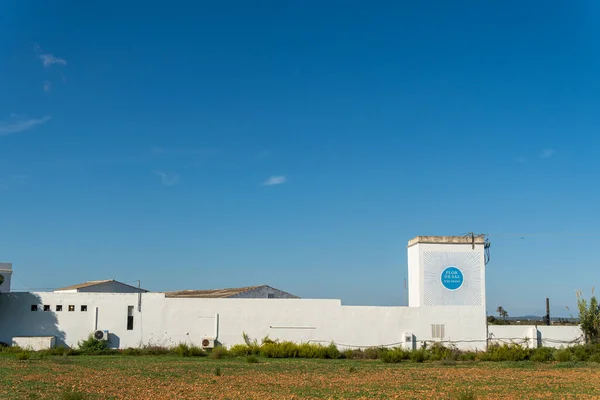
(1, 356, 600, 399)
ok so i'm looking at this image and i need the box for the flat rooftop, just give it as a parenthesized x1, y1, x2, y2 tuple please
(408, 235, 485, 247)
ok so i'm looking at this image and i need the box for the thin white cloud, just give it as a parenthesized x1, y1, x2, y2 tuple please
(43, 81, 52, 92)
(263, 175, 286, 186)
(540, 149, 556, 159)
(39, 53, 67, 67)
(0, 115, 51, 136)
(155, 171, 180, 186)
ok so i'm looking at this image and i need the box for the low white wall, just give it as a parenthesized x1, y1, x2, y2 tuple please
(488, 325, 584, 348)
(0, 292, 488, 351)
(13, 336, 56, 351)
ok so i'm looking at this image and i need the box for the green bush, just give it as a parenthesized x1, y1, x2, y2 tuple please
(363, 347, 383, 360)
(209, 346, 229, 359)
(428, 343, 460, 361)
(554, 349, 572, 362)
(480, 344, 531, 362)
(380, 347, 409, 363)
(1, 345, 24, 354)
(229, 344, 255, 357)
(530, 347, 554, 362)
(78, 335, 109, 355)
(588, 353, 600, 363)
(459, 352, 477, 361)
(261, 341, 299, 358)
(16, 351, 30, 361)
(410, 349, 427, 363)
(246, 355, 259, 363)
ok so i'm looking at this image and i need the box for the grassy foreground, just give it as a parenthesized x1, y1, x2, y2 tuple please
(1, 356, 600, 399)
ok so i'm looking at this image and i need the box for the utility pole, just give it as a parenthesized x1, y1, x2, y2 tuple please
(544, 298, 550, 326)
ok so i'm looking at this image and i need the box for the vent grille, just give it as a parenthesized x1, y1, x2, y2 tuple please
(431, 324, 445, 339)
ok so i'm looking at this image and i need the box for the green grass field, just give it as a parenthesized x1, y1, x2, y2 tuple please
(1, 355, 600, 399)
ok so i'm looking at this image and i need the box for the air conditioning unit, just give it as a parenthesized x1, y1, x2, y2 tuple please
(94, 330, 109, 341)
(201, 338, 215, 349)
(403, 332, 415, 351)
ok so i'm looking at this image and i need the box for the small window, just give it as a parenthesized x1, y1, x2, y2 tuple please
(127, 306, 134, 330)
(267, 293, 275, 299)
(56, 305, 63, 312)
(43, 305, 50, 312)
(31, 305, 38, 312)
(431, 324, 445, 339)
(81, 305, 87, 312)
(68, 305, 75, 312)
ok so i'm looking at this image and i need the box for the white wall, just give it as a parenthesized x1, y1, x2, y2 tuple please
(0, 292, 488, 351)
(488, 325, 584, 348)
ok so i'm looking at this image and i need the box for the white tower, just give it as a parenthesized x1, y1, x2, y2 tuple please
(0, 263, 12, 293)
(407, 236, 486, 309)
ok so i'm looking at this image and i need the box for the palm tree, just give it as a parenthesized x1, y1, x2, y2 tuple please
(497, 306, 505, 319)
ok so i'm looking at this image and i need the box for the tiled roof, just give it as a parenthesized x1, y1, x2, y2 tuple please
(55, 280, 147, 292)
(165, 285, 265, 298)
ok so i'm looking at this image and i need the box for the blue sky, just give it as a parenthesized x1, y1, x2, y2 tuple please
(1, 1, 599, 316)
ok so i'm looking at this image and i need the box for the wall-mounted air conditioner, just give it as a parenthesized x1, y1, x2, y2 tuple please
(94, 330, 109, 341)
(201, 338, 216, 349)
(403, 332, 415, 351)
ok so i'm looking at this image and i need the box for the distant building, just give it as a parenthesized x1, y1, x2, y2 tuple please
(164, 285, 299, 299)
(54, 280, 148, 294)
(0, 263, 12, 293)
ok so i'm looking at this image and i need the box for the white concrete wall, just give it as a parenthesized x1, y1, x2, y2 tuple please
(0, 292, 488, 351)
(13, 336, 56, 351)
(488, 325, 584, 348)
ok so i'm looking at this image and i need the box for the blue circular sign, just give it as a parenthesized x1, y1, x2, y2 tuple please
(441, 266, 464, 290)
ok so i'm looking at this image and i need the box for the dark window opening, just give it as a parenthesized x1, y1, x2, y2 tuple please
(127, 306, 134, 330)
(56, 305, 63, 312)
(267, 293, 275, 299)
(81, 305, 87, 312)
(68, 305, 75, 312)
(31, 305, 38, 312)
(43, 305, 50, 312)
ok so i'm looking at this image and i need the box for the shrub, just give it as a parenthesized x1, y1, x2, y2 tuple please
(348, 366, 357, 373)
(214, 367, 222, 376)
(480, 344, 531, 362)
(16, 351, 30, 361)
(126, 346, 172, 356)
(209, 346, 229, 359)
(380, 347, 409, 363)
(325, 343, 341, 359)
(246, 355, 259, 364)
(229, 344, 254, 357)
(78, 335, 109, 355)
(459, 352, 477, 361)
(530, 347, 554, 362)
(363, 347, 382, 360)
(261, 341, 299, 358)
(410, 349, 427, 363)
(428, 343, 460, 361)
(554, 349, 572, 362)
(1, 345, 24, 354)
(589, 353, 600, 363)
(174, 343, 192, 357)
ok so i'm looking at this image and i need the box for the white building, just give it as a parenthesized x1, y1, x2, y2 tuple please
(0, 235, 565, 351)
